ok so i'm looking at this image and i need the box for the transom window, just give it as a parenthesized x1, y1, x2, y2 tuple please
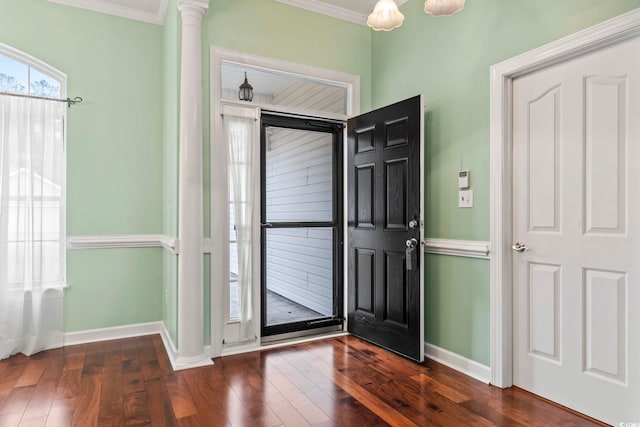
(0, 50, 62, 98)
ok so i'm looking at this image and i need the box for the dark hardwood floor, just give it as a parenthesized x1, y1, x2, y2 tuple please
(0, 335, 605, 427)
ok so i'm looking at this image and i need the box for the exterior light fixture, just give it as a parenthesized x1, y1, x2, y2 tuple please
(238, 72, 254, 102)
(367, 0, 404, 32)
(424, 0, 465, 16)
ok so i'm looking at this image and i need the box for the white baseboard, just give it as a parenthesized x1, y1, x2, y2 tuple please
(159, 322, 179, 367)
(159, 322, 214, 371)
(425, 342, 491, 384)
(63, 321, 213, 371)
(63, 321, 164, 347)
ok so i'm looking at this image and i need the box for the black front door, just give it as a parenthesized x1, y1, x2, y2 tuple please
(347, 96, 423, 361)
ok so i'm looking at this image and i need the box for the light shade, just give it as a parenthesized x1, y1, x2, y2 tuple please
(367, 0, 404, 32)
(424, 0, 465, 16)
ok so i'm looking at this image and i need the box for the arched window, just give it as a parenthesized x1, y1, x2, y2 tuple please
(0, 43, 66, 98)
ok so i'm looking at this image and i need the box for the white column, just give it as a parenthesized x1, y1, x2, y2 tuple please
(176, 0, 212, 369)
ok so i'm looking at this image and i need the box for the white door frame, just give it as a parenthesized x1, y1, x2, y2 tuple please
(210, 46, 360, 358)
(489, 7, 640, 388)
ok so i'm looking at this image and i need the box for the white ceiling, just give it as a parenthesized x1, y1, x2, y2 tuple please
(221, 62, 293, 95)
(47, 0, 407, 26)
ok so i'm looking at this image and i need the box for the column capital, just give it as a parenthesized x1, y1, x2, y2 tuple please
(177, 0, 209, 14)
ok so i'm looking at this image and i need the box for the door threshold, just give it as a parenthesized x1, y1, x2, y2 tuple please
(220, 330, 348, 357)
(261, 325, 343, 344)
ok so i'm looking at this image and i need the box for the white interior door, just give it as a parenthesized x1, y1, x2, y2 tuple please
(512, 34, 640, 424)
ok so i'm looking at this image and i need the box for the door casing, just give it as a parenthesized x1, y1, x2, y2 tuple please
(489, 8, 640, 388)
(210, 47, 360, 357)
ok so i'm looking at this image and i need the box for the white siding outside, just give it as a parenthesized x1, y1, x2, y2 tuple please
(264, 127, 333, 316)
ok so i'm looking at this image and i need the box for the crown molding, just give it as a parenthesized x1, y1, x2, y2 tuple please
(177, 0, 210, 11)
(274, 0, 408, 26)
(275, 0, 367, 26)
(47, 0, 169, 25)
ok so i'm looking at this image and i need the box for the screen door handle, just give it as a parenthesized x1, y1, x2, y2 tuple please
(406, 238, 418, 270)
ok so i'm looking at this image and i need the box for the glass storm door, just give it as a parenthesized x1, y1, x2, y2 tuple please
(260, 114, 343, 338)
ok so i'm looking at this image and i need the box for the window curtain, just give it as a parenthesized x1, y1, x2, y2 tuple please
(224, 112, 257, 341)
(0, 95, 65, 360)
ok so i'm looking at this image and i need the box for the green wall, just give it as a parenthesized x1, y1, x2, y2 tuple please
(372, 0, 639, 365)
(67, 249, 162, 331)
(0, 0, 164, 332)
(162, 0, 180, 346)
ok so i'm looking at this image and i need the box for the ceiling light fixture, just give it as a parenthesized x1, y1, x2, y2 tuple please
(367, 0, 404, 32)
(424, 0, 465, 17)
(238, 72, 254, 102)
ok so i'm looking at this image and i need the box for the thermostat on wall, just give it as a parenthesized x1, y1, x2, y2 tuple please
(458, 170, 470, 189)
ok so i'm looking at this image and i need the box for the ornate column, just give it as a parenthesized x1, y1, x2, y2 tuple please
(176, 0, 212, 369)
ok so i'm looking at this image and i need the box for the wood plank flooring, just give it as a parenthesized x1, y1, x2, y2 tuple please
(0, 335, 605, 426)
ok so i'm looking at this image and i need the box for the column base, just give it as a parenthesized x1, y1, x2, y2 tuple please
(173, 353, 214, 371)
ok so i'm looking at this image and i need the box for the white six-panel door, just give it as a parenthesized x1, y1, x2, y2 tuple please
(512, 34, 640, 424)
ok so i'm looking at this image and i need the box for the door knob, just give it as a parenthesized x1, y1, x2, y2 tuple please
(409, 219, 419, 229)
(512, 242, 528, 252)
(406, 238, 418, 248)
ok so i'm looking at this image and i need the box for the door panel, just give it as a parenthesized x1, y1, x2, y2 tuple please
(385, 158, 408, 230)
(584, 76, 627, 234)
(512, 34, 640, 425)
(347, 95, 423, 362)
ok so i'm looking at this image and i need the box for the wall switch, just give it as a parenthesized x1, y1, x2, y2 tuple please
(459, 190, 473, 208)
(458, 170, 470, 189)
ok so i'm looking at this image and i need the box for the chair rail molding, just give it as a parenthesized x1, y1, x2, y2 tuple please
(67, 234, 179, 254)
(423, 238, 490, 259)
(489, 7, 640, 388)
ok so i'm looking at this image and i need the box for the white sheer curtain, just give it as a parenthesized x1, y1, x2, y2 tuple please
(224, 111, 257, 340)
(0, 95, 65, 360)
